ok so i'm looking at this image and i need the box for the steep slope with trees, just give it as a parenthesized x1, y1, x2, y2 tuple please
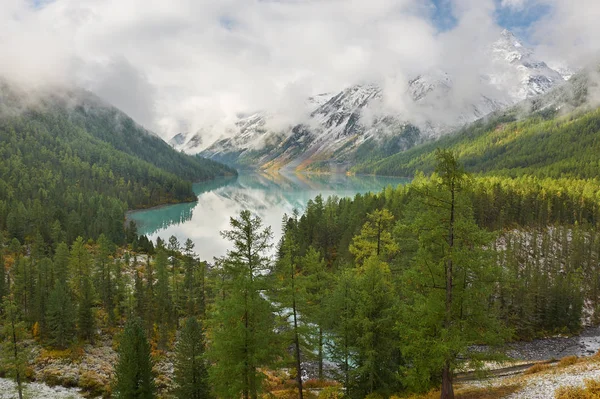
(0, 82, 236, 245)
(352, 67, 600, 179)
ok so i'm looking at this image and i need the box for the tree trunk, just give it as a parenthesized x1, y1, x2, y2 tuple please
(12, 317, 23, 399)
(291, 257, 304, 399)
(442, 181, 455, 399)
(244, 285, 250, 399)
(441, 362, 454, 399)
(318, 327, 324, 381)
(293, 299, 304, 399)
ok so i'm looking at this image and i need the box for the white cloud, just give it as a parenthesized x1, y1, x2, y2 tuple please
(500, 0, 530, 9)
(0, 0, 597, 145)
(530, 0, 600, 67)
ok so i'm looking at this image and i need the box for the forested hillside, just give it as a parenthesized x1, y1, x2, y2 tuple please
(352, 107, 600, 179)
(0, 85, 236, 245)
(352, 68, 600, 179)
(3, 152, 600, 399)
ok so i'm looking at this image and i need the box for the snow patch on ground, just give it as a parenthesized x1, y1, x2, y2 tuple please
(508, 367, 600, 399)
(0, 378, 84, 399)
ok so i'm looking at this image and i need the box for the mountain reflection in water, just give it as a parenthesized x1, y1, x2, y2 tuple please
(128, 172, 409, 261)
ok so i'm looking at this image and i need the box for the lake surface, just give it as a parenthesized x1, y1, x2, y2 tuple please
(128, 173, 409, 261)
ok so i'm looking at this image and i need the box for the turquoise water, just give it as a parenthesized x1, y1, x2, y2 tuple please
(128, 173, 409, 261)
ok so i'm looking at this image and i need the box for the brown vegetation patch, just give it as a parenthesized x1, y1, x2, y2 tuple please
(524, 362, 552, 375)
(401, 384, 522, 399)
(555, 379, 600, 399)
(558, 356, 580, 368)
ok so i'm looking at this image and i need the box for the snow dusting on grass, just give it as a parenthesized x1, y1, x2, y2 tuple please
(463, 357, 600, 398)
(506, 368, 600, 399)
(0, 378, 84, 399)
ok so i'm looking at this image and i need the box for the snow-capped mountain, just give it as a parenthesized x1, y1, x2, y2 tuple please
(173, 30, 571, 172)
(490, 29, 566, 100)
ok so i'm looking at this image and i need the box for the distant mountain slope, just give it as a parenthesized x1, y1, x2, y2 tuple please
(0, 81, 236, 244)
(0, 83, 236, 183)
(351, 66, 600, 179)
(187, 30, 570, 172)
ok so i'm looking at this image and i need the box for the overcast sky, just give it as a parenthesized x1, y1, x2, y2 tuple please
(1, 0, 598, 141)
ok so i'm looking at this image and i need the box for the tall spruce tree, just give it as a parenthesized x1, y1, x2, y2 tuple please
(301, 247, 330, 381)
(349, 209, 398, 265)
(1, 297, 29, 399)
(78, 275, 95, 342)
(274, 214, 307, 399)
(45, 281, 76, 349)
(399, 150, 508, 399)
(327, 267, 358, 395)
(53, 242, 70, 287)
(154, 248, 173, 350)
(95, 234, 114, 321)
(69, 237, 91, 299)
(173, 317, 212, 399)
(168, 235, 182, 326)
(208, 210, 277, 399)
(350, 256, 400, 397)
(113, 317, 155, 399)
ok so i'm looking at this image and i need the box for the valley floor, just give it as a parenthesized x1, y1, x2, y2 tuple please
(4, 345, 600, 399)
(460, 355, 600, 399)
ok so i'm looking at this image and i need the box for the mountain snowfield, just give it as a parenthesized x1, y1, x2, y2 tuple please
(170, 30, 572, 171)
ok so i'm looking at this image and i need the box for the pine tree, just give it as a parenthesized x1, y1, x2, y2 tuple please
(274, 215, 307, 399)
(33, 257, 53, 334)
(349, 208, 398, 265)
(302, 247, 330, 381)
(133, 268, 147, 322)
(144, 255, 155, 331)
(209, 210, 277, 399)
(1, 297, 30, 399)
(46, 282, 76, 349)
(182, 238, 203, 317)
(69, 237, 91, 298)
(78, 275, 95, 342)
(95, 234, 114, 317)
(53, 242, 70, 287)
(11, 257, 31, 321)
(154, 248, 173, 349)
(399, 150, 509, 399)
(327, 267, 358, 395)
(114, 258, 126, 322)
(113, 317, 155, 399)
(168, 236, 181, 324)
(173, 317, 212, 399)
(351, 256, 400, 397)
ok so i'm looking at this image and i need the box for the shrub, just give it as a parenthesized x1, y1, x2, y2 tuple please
(555, 379, 600, 399)
(319, 386, 344, 399)
(79, 371, 108, 398)
(305, 379, 338, 389)
(558, 356, 579, 368)
(524, 362, 551, 375)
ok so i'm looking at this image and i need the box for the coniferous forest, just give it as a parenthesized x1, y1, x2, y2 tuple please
(3, 77, 600, 399)
(5, 2, 600, 398)
(3, 126, 600, 398)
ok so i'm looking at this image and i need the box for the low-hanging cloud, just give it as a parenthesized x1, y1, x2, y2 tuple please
(0, 0, 598, 145)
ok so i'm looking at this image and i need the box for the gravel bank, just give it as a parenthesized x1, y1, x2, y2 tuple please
(507, 326, 600, 361)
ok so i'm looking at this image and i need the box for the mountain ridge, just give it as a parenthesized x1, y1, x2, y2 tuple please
(172, 30, 571, 172)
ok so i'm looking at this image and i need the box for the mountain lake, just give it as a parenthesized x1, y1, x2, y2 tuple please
(127, 172, 410, 261)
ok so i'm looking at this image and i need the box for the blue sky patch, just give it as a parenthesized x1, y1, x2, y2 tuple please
(430, 0, 551, 42)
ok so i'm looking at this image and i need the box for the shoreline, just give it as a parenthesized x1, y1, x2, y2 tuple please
(125, 174, 239, 223)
